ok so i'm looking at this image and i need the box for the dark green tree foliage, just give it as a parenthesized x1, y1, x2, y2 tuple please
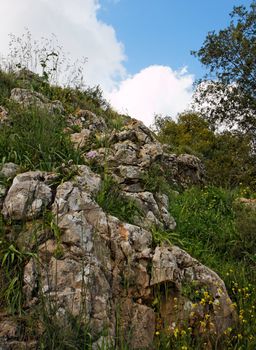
(192, 1, 256, 135)
(156, 113, 256, 189)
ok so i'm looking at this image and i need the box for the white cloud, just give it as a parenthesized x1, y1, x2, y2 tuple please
(0, 1, 195, 126)
(107, 65, 194, 126)
(0, 0, 126, 90)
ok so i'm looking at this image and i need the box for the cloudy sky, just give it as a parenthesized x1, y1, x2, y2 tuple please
(0, 0, 252, 125)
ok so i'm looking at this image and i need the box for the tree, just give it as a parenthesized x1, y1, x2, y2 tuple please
(192, 1, 256, 136)
(155, 113, 256, 189)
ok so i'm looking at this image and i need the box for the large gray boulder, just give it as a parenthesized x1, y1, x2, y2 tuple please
(2, 171, 53, 220)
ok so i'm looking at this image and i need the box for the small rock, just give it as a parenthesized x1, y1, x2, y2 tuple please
(0, 163, 20, 179)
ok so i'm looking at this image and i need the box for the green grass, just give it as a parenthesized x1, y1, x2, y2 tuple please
(161, 185, 256, 349)
(0, 216, 37, 314)
(1, 68, 256, 349)
(0, 104, 83, 171)
(95, 175, 142, 224)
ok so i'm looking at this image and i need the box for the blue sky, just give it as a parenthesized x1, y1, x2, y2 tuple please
(99, 0, 252, 79)
(0, 0, 253, 125)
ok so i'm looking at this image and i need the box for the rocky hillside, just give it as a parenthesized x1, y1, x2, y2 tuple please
(0, 70, 237, 349)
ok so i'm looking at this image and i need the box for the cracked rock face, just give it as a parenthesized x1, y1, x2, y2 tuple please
(69, 118, 205, 190)
(2, 171, 53, 220)
(0, 114, 232, 349)
(2, 172, 233, 349)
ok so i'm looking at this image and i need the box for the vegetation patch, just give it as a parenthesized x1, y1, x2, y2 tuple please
(95, 175, 142, 224)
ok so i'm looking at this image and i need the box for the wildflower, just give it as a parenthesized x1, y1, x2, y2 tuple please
(155, 331, 160, 336)
(237, 334, 243, 340)
(200, 298, 206, 305)
(181, 346, 188, 350)
(174, 328, 179, 338)
(86, 150, 97, 159)
(203, 291, 209, 298)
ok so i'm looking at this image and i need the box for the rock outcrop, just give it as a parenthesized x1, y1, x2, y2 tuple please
(10, 88, 64, 114)
(0, 82, 236, 349)
(0, 165, 236, 349)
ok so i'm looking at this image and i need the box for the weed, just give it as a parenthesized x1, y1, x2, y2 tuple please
(95, 175, 142, 224)
(3, 29, 87, 88)
(140, 163, 174, 195)
(151, 226, 185, 248)
(0, 231, 37, 314)
(0, 104, 83, 171)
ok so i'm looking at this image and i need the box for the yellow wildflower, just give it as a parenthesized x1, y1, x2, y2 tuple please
(174, 328, 179, 338)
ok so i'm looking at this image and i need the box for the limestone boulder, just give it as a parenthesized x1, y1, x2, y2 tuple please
(109, 120, 155, 146)
(67, 109, 107, 133)
(122, 191, 176, 231)
(151, 245, 236, 335)
(10, 88, 64, 114)
(74, 109, 107, 131)
(70, 128, 91, 149)
(111, 141, 139, 166)
(74, 165, 101, 195)
(176, 154, 205, 186)
(2, 171, 53, 220)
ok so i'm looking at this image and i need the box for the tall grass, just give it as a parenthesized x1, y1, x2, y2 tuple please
(0, 104, 82, 171)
